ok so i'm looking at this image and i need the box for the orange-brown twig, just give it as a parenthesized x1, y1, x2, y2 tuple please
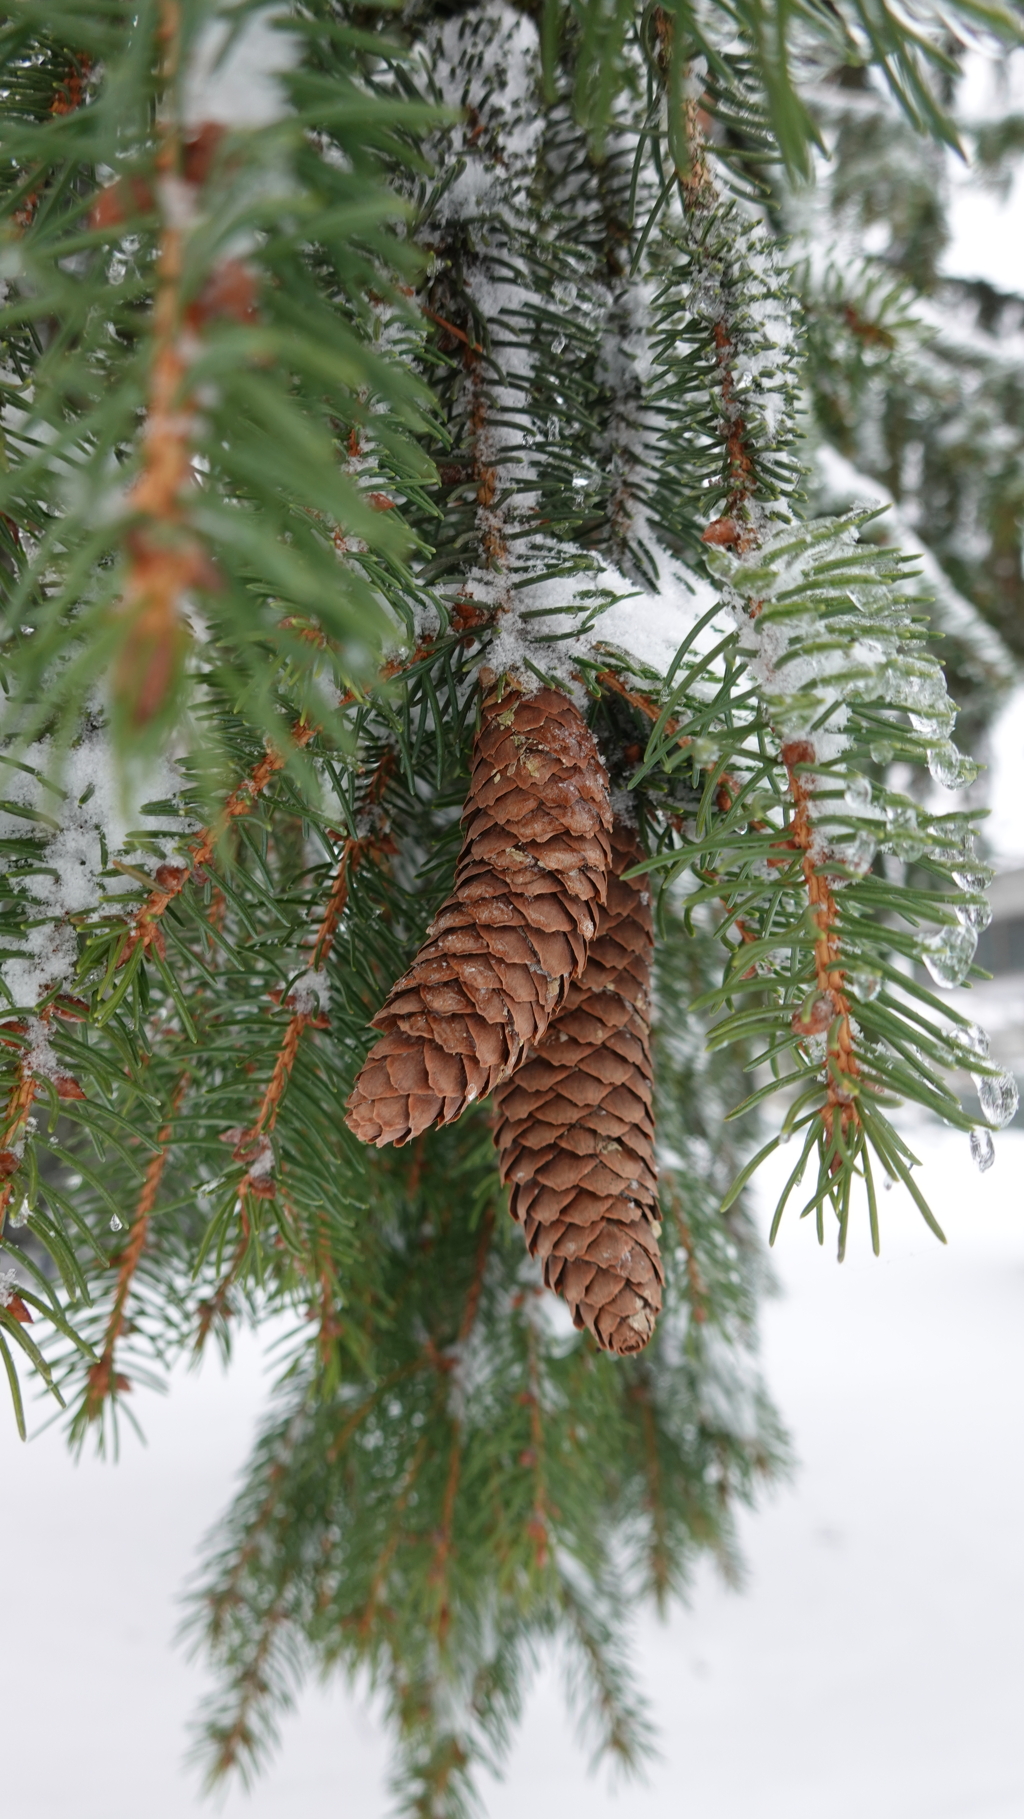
(0, 1007, 87, 1227)
(82, 1073, 188, 1420)
(669, 97, 760, 553)
(0, 1038, 42, 1230)
(522, 1317, 550, 1569)
(228, 745, 395, 1211)
(666, 1186, 709, 1323)
(429, 1204, 495, 1638)
(113, 1, 200, 728)
(123, 719, 317, 961)
(12, 53, 92, 232)
(232, 830, 377, 1203)
(594, 666, 759, 953)
(782, 742, 860, 1154)
(356, 1428, 431, 1640)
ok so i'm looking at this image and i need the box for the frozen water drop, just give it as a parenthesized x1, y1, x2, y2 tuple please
(778, 1127, 792, 1145)
(922, 922, 977, 987)
(972, 1068, 1019, 1129)
(928, 745, 978, 791)
(883, 1174, 895, 1192)
(952, 1021, 989, 1062)
(844, 776, 872, 810)
(849, 972, 881, 1001)
(957, 896, 992, 933)
(953, 864, 994, 894)
(886, 803, 924, 861)
(967, 1022, 989, 1057)
(910, 708, 954, 738)
(9, 1199, 29, 1229)
(969, 1128, 995, 1172)
(843, 830, 877, 873)
(109, 1213, 123, 1232)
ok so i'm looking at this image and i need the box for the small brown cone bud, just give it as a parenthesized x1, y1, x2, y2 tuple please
(345, 684, 613, 1148)
(492, 818, 663, 1355)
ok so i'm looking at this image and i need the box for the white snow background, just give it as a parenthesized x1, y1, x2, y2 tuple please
(3, 36, 1024, 1819)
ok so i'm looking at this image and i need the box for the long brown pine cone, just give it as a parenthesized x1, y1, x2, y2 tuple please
(345, 684, 613, 1148)
(491, 817, 663, 1355)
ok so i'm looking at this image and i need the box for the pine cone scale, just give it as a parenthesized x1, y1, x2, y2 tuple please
(493, 818, 664, 1355)
(345, 685, 612, 1147)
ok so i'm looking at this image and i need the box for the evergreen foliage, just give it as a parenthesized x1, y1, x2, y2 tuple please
(0, 0, 1021, 1810)
(789, 62, 1024, 714)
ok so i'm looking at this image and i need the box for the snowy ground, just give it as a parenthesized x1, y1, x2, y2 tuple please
(3, 1126, 1023, 1819)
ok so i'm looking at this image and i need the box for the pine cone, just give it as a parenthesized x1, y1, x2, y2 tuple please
(492, 818, 663, 1355)
(345, 684, 613, 1148)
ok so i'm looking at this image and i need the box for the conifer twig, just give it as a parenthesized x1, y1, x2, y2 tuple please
(781, 742, 862, 1155)
(80, 1072, 188, 1423)
(0, 1007, 85, 1229)
(678, 104, 863, 1167)
(232, 812, 388, 1199)
(429, 1204, 494, 1639)
(113, 0, 198, 728)
(123, 720, 317, 959)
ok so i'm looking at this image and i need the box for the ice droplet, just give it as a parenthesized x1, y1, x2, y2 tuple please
(957, 896, 992, 932)
(886, 804, 924, 861)
(969, 1128, 995, 1172)
(953, 864, 994, 894)
(972, 1069, 1019, 1129)
(109, 1213, 124, 1232)
(928, 745, 978, 791)
(911, 708, 954, 739)
(843, 830, 877, 873)
(954, 1021, 989, 1061)
(883, 1174, 895, 1192)
(849, 972, 882, 1001)
(9, 1198, 29, 1229)
(844, 776, 872, 810)
(778, 1127, 792, 1145)
(922, 923, 977, 987)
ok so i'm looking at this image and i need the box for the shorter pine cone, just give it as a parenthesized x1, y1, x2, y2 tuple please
(345, 684, 613, 1148)
(493, 818, 663, 1355)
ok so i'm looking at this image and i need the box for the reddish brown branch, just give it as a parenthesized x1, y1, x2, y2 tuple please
(12, 53, 92, 232)
(522, 1320, 550, 1569)
(0, 1007, 86, 1227)
(782, 743, 861, 1154)
(594, 668, 759, 952)
(232, 829, 378, 1202)
(667, 1188, 708, 1323)
(429, 1205, 495, 1638)
(83, 1073, 187, 1419)
(123, 719, 317, 961)
(0, 1038, 42, 1230)
(356, 1429, 431, 1640)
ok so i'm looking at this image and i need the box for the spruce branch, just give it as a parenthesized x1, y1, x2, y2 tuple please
(0, 1, 1015, 1807)
(75, 1069, 188, 1441)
